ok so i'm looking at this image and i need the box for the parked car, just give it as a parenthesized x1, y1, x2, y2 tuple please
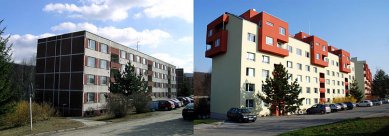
(344, 102, 354, 110)
(357, 100, 373, 107)
(171, 99, 183, 107)
(227, 108, 257, 123)
(379, 98, 389, 104)
(169, 100, 179, 109)
(372, 99, 382, 106)
(337, 103, 347, 110)
(177, 97, 190, 105)
(149, 101, 159, 112)
(306, 104, 331, 114)
(182, 103, 196, 120)
(329, 104, 341, 112)
(157, 100, 174, 111)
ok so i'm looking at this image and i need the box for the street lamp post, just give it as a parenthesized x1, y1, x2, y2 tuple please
(29, 83, 33, 131)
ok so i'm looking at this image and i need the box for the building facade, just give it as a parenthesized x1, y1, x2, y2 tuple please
(205, 9, 358, 118)
(35, 31, 177, 116)
(351, 57, 373, 100)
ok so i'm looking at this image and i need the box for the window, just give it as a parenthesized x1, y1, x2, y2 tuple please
(306, 87, 311, 93)
(266, 36, 273, 45)
(247, 52, 255, 61)
(87, 57, 95, 67)
(327, 70, 330, 75)
(142, 58, 146, 65)
(262, 69, 269, 78)
(120, 50, 126, 59)
(287, 61, 293, 68)
(332, 80, 335, 85)
(327, 89, 330, 94)
(100, 76, 107, 85)
(337, 81, 340, 86)
(297, 75, 302, 82)
(129, 54, 134, 61)
(337, 72, 339, 77)
(248, 33, 255, 42)
(313, 77, 318, 83)
(331, 60, 334, 66)
(333, 89, 335, 94)
(338, 89, 340, 94)
(101, 44, 108, 53)
(87, 75, 95, 84)
(314, 88, 318, 93)
(88, 39, 96, 50)
(305, 65, 310, 71)
(246, 99, 254, 108)
(296, 48, 302, 56)
(306, 98, 311, 105)
(326, 79, 330, 85)
(314, 98, 318, 104)
(342, 81, 344, 86)
(316, 53, 320, 60)
(305, 51, 310, 58)
(306, 76, 310, 83)
(215, 38, 220, 47)
(279, 27, 286, 35)
(87, 93, 95, 102)
(336, 62, 339, 66)
(322, 45, 326, 51)
(208, 29, 213, 37)
(99, 93, 107, 103)
(342, 89, 345, 94)
(246, 83, 255, 92)
(314, 67, 317, 73)
(288, 74, 293, 81)
(327, 98, 331, 103)
(246, 68, 255, 77)
(287, 45, 293, 53)
(100, 60, 107, 69)
(332, 71, 335, 76)
(266, 21, 274, 26)
(277, 42, 283, 48)
(297, 63, 302, 70)
(262, 55, 270, 63)
(136, 56, 140, 62)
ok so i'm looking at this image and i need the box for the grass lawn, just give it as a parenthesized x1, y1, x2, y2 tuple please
(280, 116, 389, 136)
(0, 117, 84, 136)
(193, 119, 221, 125)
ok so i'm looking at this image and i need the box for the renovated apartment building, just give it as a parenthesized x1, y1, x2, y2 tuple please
(205, 9, 362, 118)
(351, 57, 373, 100)
(35, 31, 177, 116)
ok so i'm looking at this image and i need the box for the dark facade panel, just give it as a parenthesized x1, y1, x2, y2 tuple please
(38, 38, 46, 43)
(71, 55, 84, 72)
(70, 73, 83, 90)
(45, 57, 55, 73)
(47, 36, 57, 41)
(37, 43, 46, 58)
(36, 58, 45, 73)
(53, 91, 59, 106)
(72, 37, 85, 54)
(35, 74, 45, 89)
(73, 31, 85, 37)
(56, 41, 61, 56)
(43, 90, 53, 104)
(54, 74, 60, 89)
(61, 33, 71, 39)
(46, 41, 56, 57)
(60, 73, 70, 90)
(59, 91, 70, 106)
(45, 74, 54, 89)
(70, 91, 83, 108)
(61, 39, 71, 55)
(55, 57, 60, 72)
(35, 90, 43, 103)
(60, 56, 71, 72)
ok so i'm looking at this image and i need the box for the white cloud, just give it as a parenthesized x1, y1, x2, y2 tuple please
(6, 33, 54, 63)
(51, 22, 170, 48)
(177, 36, 193, 44)
(43, 0, 193, 23)
(151, 53, 193, 73)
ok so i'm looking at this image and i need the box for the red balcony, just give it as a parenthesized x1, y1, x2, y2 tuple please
(111, 62, 121, 69)
(205, 30, 228, 58)
(320, 98, 326, 104)
(345, 82, 349, 86)
(320, 88, 326, 93)
(319, 77, 325, 83)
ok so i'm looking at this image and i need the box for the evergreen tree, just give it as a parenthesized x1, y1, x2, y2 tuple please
(258, 64, 304, 116)
(109, 61, 151, 113)
(372, 69, 389, 98)
(349, 79, 363, 102)
(0, 20, 14, 115)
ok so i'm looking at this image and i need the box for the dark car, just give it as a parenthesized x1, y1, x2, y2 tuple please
(149, 101, 159, 112)
(344, 102, 354, 110)
(182, 103, 196, 120)
(306, 104, 331, 114)
(226, 108, 257, 123)
(157, 100, 173, 111)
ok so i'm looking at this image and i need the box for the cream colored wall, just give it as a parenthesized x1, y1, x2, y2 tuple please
(210, 15, 244, 118)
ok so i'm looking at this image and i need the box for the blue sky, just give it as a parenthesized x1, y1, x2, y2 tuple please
(0, 0, 193, 72)
(194, 0, 389, 75)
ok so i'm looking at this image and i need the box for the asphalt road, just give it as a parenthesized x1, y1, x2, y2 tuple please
(194, 104, 389, 136)
(49, 108, 193, 136)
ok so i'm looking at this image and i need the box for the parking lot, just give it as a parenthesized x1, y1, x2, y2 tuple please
(195, 103, 389, 136)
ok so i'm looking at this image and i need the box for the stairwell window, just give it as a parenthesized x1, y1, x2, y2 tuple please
(246, 99, 254, 108)
(266, 36, 273, 45)
(279, 27, 286, 35)
(248, 33, 256, 42)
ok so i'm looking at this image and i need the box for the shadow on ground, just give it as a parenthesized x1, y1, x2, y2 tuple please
(117, 118, 193, 136)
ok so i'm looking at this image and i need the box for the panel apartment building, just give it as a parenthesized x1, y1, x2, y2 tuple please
(351, 57, 373, 100)
(205, 9, 365, 118)
(35, 31, 177, 116)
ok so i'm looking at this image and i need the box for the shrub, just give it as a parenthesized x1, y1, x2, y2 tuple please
(131, 92, 151, 113)
(2, 101, 55, 128)
(107, 93, 130, 118)
(332, 96, 357, 103)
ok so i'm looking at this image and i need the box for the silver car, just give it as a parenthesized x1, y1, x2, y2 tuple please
(357, 100, 373, 107)
(372, 100, 382, 106)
